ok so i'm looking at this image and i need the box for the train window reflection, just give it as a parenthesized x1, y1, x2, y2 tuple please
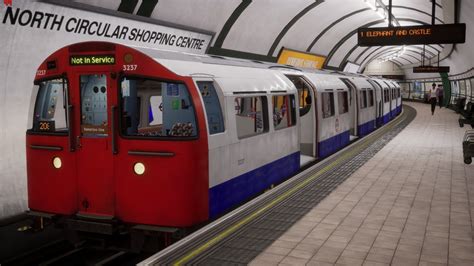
(337, 91, 348, 114)
(368, 89, 374, 107)
(384, 88, 390, 103)
(235, 96, 268, 139)
(120, 77, 197, 138)
(272, 94, 296, 130)
(32, 78, 68, 133)
(286, 76, 312, 117)
(322, 92, 335, 118)
(360, 90, 368, 109)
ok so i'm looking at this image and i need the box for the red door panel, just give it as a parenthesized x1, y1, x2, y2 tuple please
(115, 140, 208, 226)
(114, 77, 209, 227)
(72, 73, 116, 217)
(26, 135, 77, 214)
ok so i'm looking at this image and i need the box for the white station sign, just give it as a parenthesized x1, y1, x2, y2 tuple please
(1, 1, 213, 54)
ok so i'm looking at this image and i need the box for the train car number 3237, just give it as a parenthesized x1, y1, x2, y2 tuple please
(123, 64, 138, 71)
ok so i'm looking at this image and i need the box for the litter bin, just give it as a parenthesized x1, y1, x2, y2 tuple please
(463, 129, 474, 164)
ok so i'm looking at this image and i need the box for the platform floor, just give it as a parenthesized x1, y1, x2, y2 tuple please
(251, 102, 474, 266)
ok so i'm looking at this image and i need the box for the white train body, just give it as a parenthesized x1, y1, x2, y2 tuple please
(151, 50, 401, 217)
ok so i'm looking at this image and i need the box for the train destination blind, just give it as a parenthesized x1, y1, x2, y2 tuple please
(70, 55, 116, 66)
(413, 66, 450, 73)
(358, 24, 466, 46)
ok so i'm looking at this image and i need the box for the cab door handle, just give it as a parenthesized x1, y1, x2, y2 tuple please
(128, 151, 175, 157)
(76, 136, 82, 149)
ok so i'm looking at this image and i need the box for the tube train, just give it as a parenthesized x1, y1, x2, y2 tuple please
(27, 42, 401, 234)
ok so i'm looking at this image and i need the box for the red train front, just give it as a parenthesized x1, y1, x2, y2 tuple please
(26, 42, 209, 230)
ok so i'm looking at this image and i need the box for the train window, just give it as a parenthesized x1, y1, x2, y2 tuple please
(287, 76, 312, 117)
(368, 89, 374, 107)
(360, 90, 368, 109)
(31, 78, 68, 133)
(196, 81, 225, 135)
(80, 74, 108, 136)
(337, 91, 348, 114)
(321, 92, 335, 118)
(120, 77, 197, 138)
(384, 89, 389, 103)
(272, 94, 296, 130)
(235, 96, 268, 139)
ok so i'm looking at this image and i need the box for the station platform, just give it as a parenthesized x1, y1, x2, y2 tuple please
(141, 102, 473, 266)
(250, 102, 474, 266)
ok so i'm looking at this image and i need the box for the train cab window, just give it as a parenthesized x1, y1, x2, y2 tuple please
(235, 96, 268, 139)
(368, 89, 374, 107)
(337, 91, 348, 114)
(360, 90, 368, 109)
(196, 81, 225, 135)
(272, 94, 296, 130)
(80, 74, 108, 136)
(321, 92, 335, 118)
(31, 78, 68, 133)
(120, 77, 197, 138)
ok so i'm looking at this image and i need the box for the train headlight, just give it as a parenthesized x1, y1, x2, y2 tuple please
(134, 162, 145, 175)
(52, 157, 62, 169)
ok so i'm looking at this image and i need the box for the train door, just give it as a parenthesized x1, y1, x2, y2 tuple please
(340, 78, 358, 138)
(374, 80, 388, 124)
(367, 79, 382, 127)
(114, 76, 208, 226)
(286, 75, 317, 162)
(26, 78, 78, 214)
(72, 73, 116, 218)
(386, 83, 393, 118)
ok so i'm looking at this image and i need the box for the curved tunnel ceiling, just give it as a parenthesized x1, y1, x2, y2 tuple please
(69, 0, 454, 71)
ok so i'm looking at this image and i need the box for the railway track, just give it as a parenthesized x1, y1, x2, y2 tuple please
(1, 237, 152, 266)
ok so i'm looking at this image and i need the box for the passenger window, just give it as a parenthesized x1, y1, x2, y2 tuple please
(368, 89, 374, 107)
(32, 78, 68, 133)
(384, 89, 389, 103)
(287, 76, 312, 117)
(197, 81, 225, 135)
(235, 96, 268, 139)
(360, 90, 368, 109)
(272, 94, 296, 130)
(322, 92, 335, 118)
(120, 77, 197, 138)
(337, 91, 348, 114)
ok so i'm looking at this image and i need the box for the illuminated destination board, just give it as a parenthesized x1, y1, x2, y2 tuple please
(70, 55, 115, 65)
(413, 66, 450, 73)
(358, 24, 466, 46)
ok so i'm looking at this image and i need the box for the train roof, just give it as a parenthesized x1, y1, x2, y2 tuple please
(134, 46, 334, 77)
